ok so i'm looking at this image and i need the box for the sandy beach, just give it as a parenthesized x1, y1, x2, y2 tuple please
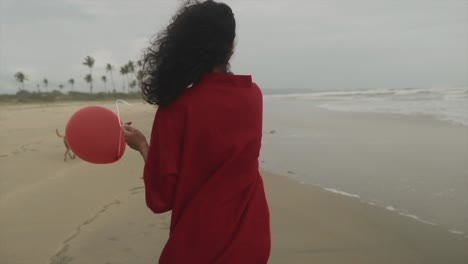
(1, 102, 467, 264)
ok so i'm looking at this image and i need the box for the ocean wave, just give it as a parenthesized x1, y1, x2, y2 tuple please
(268, 86, 468, 126)
(323, 187, 361, 199)
(266, 86, 467, 100)
(268, 167, 468, 238)
(317, 185, 467, 237)
(398, 212, 437, 226)
(449, 229, 466, 236)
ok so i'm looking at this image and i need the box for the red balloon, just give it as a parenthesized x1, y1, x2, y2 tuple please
(66, 106, 126, 164)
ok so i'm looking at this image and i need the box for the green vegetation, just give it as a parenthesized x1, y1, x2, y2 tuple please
(0, 90, 142, 104)
(106, 64, 116, 92)
(101, 75, 108, 92)
(82, 56, 95, 93)
(120, 64, 129, 93)
(7, 55, 146, 103)
(43, 78, 49, 91)
(68, 78, 75, 90)
(14, 72, 28, 90)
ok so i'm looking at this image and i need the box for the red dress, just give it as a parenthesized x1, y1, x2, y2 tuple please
(143, 72, 271, 263)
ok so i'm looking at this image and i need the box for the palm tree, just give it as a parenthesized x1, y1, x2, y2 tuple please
(127, 60, 137, 81)
(84, 74, 93, 93)
(14, 72, 27, 90)
(101, 75, 108, 92)
(120, 65, 128, 93)
(125, 63, 135, 91)
(43, 78, 49, 91)
(106, 64, 116, 92)
(59, 84, 64, 91)
(136, 60, 143, 79)
(137, 70, 144, 87)
(68, 78, 75, 91)
(129, 80, 137, 92)
(82, 56, 95, 93)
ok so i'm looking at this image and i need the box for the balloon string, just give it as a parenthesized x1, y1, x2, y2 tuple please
(115, 99, 132, 158)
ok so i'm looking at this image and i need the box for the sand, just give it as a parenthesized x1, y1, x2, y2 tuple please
(0, 102, 467, 264)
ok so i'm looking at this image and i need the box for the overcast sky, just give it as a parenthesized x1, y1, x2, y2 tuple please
(0, 0, 466, 94)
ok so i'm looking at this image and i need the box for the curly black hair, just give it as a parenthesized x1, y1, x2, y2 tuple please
(141, 0, 236, 106)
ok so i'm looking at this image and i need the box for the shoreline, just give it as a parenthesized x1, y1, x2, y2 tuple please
(264, 172, 468, 264)
(262, 160, 468, 240)
(262, 100, 468, 235)
(298, 179, 468, 240)
(262, 142, 468, 240)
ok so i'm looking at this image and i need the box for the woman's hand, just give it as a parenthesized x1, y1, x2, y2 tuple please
(122, 122, 149, 160)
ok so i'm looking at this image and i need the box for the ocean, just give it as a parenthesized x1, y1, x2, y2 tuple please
(268, 86, 468, 127)
(260, 86, 468, 237)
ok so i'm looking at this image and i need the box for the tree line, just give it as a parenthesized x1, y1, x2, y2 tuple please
(13, 56, 144, 94)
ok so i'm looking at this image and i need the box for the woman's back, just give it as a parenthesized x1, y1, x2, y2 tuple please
(143, 72, 270, 263)
(121, 1, 271, 262)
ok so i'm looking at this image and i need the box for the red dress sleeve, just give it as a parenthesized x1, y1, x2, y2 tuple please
(143, 104, 185, 214)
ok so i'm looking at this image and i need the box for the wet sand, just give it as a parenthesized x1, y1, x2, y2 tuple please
(261, 98, 468, 233)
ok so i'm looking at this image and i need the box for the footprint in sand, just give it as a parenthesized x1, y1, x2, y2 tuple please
(82, 216, 98, 226)
(158, 222, 170, 230)
(50, 254, 73, 264)
(130, 190, 143, 195)
(129, 186, 145, 195)
(287, 170, 296, 175)
(129, 186, 144, 192)
(123, 247, 133, 253)
(108, 236, 119, 242)
(0, 154, 8, 158)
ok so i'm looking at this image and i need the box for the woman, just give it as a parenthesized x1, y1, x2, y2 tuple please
(122, 1, 270, 263)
